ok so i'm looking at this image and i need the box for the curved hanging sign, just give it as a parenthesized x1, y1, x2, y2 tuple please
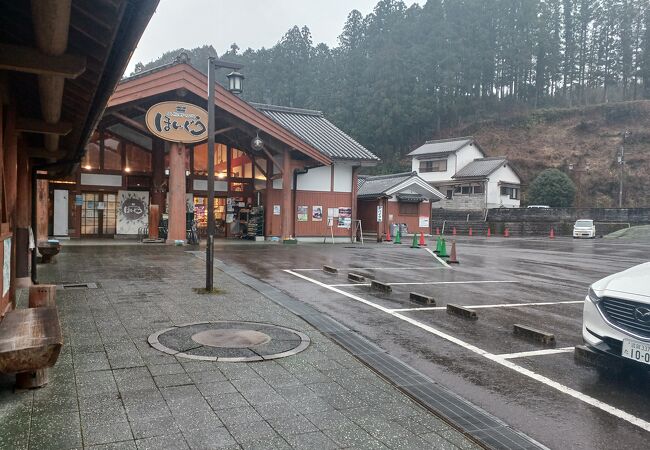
(145, 101, 208, 143)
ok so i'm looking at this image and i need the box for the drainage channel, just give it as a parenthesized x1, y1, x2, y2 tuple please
(56, 282, 98, 290)
(188, 251, 547, 450)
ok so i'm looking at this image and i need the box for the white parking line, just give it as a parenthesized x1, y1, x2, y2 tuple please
(284, 269, 650, 433)
(292, 267, 447, 271)
(425, 248, 450, 268)
(497, 347, 576, 359)
(391, 300, 584, 312)
(327, 280, 519, 288)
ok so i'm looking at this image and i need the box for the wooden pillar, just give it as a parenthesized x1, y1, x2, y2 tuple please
(151, 138, 165, 207)
(351, 166, 359, 241)
(36, 179, 49, 242)
(281, 149, 292, 240)
(167, 142, 186, 243)
(15, 147, 31, 285)
(4, 106, 17, 305)
(265, 158, 273, 237)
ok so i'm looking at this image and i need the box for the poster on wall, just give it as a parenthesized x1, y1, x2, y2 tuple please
(338, 207, 352, 228)
(273, 205, 281, 215)
(376, 205, 383, 223)
(297, 206, 308, 222)
(327, 208, 338, 219)
(3, 238, 11, 297)
(312, 206, 323, 221)
(117, 190, 149, 235)
(419, 216, 430, 228)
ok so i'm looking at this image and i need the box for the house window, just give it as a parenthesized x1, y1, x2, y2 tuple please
(399, 202, 419, 215)
(473, 184, 484, 194)
(461, 186, 471, 194)
(419, 159, 447, 173)
(501, 186, 519, 199)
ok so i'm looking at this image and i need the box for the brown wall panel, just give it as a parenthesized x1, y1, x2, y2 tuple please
(386, 200, 431, 234)
(294, 191, 353, 237)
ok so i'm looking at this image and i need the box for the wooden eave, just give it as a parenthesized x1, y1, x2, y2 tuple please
(107, 63, 332, 166)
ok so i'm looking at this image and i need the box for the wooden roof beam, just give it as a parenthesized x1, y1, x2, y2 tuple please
(0, 43, 86, 78)
(16, 118, 72, 136)
(26, 148, 67, 159)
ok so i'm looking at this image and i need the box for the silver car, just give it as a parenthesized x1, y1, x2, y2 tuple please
(583, 262, 650, 367)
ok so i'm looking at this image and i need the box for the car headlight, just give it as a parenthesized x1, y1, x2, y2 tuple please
(588, 287, 601, 304)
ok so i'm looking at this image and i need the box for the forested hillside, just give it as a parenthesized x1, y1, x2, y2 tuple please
(132, 0, 650, 206)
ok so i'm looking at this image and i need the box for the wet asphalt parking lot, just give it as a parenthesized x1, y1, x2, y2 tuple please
(210, 236, 650, 449)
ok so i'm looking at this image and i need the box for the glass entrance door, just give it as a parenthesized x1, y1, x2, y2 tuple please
(81, 192, 117, 237)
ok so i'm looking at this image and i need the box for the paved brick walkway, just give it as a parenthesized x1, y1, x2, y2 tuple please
(0, 245, 480, 449)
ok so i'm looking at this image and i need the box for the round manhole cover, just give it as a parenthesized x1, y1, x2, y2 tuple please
(191, 329, 271, 348)
(148, 321, 310, 362)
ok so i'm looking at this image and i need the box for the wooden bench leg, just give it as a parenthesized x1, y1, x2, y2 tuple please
(16, 369, 49, 389)
(29, 285, 57, 308)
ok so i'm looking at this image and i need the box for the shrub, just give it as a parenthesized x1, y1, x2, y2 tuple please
(527, 169, 576, 207)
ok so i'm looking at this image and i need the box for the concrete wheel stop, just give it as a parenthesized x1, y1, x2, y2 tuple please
(148, 321, 310, 362)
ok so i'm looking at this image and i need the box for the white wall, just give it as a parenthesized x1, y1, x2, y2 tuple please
(80, 173, 122, 187)
(297, 165, 331, 191)
(413, 143, 483, 183)
(487, 164, 521, 208)
(333, 164, 352, 192)
(193, 179, 228, 192)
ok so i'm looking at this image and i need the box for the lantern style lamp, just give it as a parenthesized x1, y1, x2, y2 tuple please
(226, 71, 244, 94)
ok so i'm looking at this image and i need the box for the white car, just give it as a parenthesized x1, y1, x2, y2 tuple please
(583, 262, 650, 368)
(573, 219, 596, 238)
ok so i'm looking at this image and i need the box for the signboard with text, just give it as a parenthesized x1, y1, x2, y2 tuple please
(145, 102, 208, 143)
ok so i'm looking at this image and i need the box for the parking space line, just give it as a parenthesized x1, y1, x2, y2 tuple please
(497, 347, 576, 359)
(284, 269, 650, 433)
(388, 280, 520, 286)
(425, 248, 451, 268)
(292, 267, 447, 271)
(327, 280, 519, 288)
(391, 300, 584, 312)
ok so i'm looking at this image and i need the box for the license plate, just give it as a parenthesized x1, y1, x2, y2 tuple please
(622, 339, 650, 365)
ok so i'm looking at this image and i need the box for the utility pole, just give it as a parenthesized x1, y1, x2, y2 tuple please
(618, 130, 629, 208)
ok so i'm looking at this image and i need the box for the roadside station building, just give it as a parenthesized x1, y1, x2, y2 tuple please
(44, 56, 379, 242)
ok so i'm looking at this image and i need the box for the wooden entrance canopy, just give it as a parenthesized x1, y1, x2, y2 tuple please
(105, 60, 332, 167)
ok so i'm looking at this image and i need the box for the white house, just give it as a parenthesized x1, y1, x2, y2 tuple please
(408, 137, 521, 209)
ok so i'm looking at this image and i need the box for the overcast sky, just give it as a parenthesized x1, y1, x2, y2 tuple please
(126, 0, 417, 73)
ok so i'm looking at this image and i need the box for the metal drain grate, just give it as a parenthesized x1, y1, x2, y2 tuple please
(57, 282, 98, 290)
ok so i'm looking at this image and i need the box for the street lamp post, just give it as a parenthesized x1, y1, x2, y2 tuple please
(205, 57, 244, 290)
(618, 130, 629, 208)
(568, 163, 590, 208)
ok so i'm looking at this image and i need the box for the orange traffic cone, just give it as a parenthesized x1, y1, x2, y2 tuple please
(435, 227, 440, 236)
(487, 228, 491, 238)
(452, 227, 457, 236)
(448, 240, 459, 264)
(385, 225, 392, 242)
(419, 232, 426, 246)
(469, 227, 473, 236)
(504, 228, 510, 237)
(549, 228, 555, 239)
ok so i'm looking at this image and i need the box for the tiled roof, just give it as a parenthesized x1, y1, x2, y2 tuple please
(407, 137, 476, 157)
(357, 172, 415, 198)
(251, 103, 379, 162)
(452, 157, 509, 179)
